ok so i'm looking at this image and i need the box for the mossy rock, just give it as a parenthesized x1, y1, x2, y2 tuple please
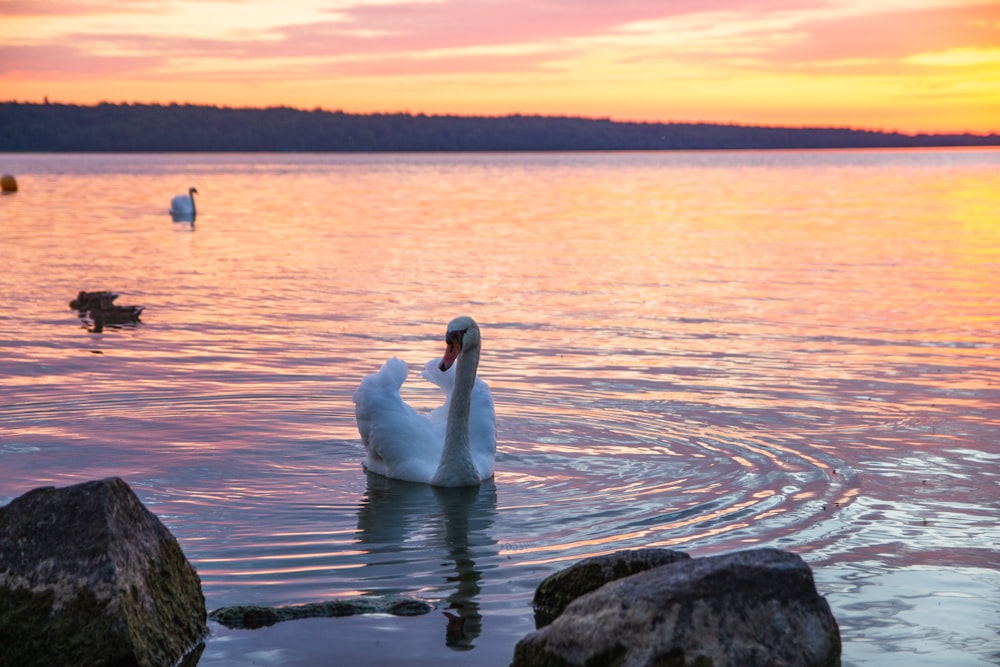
(209, 595, 433, 629)
(532, 548, 691, 628)
(0, 478, 207, 667)
(515, 549, 841, 667)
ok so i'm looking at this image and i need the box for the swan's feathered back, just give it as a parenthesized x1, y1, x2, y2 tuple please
(353, 354, 496, 485)
(170, 187, 197, 220)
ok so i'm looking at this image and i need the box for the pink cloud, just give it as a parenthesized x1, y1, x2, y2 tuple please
(320, 0, 828, 52)
(4, 0, 997, 82)
(0, 44, 163, 77)
(0, 0, 160, 17)
(0, 23, 566, 82)
(765, 3, 1000, 65)
(222, 0, 832, 67)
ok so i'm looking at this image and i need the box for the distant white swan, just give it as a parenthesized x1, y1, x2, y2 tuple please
(353, 316, 496, 487)
(170, 187, 197, 221)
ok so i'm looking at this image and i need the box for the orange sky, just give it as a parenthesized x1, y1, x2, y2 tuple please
(2, 0, 998, 134)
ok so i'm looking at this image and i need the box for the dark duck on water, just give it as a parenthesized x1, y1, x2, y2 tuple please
(70, 291, 145, 332)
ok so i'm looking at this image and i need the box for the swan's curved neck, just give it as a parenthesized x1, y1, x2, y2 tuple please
(432, 344, 481, 486)
(189, 190, 197, 221)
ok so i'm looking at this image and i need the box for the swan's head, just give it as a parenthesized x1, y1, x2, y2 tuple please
(189, 187, 198, 196)
(439, 316, 480, 372)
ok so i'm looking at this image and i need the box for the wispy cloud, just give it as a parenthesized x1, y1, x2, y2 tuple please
(1, 0, 997, 132)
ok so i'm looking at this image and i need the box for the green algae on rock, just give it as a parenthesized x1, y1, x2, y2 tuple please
(209, 595, 433, 629)
(0, 477, 207, 667)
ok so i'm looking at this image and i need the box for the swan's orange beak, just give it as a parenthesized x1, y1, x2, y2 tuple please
(439, 333, 463, 371)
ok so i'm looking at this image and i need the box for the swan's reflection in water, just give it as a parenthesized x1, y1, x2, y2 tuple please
(356, 473, 498, 650)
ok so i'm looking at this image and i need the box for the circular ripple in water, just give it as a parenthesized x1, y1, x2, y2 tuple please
(491, 390, 856, 568)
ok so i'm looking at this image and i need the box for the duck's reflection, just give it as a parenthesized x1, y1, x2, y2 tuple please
(356, 473, 498, 650)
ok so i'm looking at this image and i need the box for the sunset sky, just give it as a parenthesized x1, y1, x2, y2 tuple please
(2, 0, 998, 134)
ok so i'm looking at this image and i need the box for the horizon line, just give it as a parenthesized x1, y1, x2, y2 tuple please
(5, 98, 998, 139)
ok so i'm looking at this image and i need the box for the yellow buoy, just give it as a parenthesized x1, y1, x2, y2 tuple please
(1, 174, 17, 193)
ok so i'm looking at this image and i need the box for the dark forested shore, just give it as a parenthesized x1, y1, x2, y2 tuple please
(1, 101, 997, 152)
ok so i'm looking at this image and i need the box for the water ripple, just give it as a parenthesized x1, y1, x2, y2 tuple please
(2, 150, 998, 665)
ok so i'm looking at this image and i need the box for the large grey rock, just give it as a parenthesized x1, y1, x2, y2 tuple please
(513, 548, 841, 667)
(0, 477, 207, 667)
(532, 548, 690, 628)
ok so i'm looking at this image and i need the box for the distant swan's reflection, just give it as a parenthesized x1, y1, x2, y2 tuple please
(355, 473, 498, 650)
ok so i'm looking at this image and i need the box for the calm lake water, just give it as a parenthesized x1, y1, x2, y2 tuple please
(1, 149, 998, 666)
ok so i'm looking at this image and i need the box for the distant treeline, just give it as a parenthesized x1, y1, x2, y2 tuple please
(1, 101, 998, 152)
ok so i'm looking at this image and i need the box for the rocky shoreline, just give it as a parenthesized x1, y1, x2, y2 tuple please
(1, 478, 841, 666)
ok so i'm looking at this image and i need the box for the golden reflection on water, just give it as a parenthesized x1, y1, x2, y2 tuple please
(0, 149, 998, 663)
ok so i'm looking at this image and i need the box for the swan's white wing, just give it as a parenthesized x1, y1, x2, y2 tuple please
(420, 359, 452, 432)
(353, 357, 440, 483)
(170, 194, 193, 215)
(421, 358, 454, 392)
(469, 377, 497, 479)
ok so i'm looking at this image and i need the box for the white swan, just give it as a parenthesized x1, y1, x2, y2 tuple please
(170, 187, 197, 221)
(353, 316, 496, 487)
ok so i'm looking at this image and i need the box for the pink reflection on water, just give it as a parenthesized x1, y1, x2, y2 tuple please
(1, 149, 998, 664)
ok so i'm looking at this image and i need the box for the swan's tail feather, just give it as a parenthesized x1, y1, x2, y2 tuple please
(353, 357, 408, 403)
(377, 356, 409, 387)
(354, 357, 406, 458)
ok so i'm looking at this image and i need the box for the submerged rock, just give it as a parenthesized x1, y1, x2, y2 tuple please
(513, 548, 841, 667)
(532, 548, 691, 628)
(0, 477, 207, 667)
(209, 595, 433, 629)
